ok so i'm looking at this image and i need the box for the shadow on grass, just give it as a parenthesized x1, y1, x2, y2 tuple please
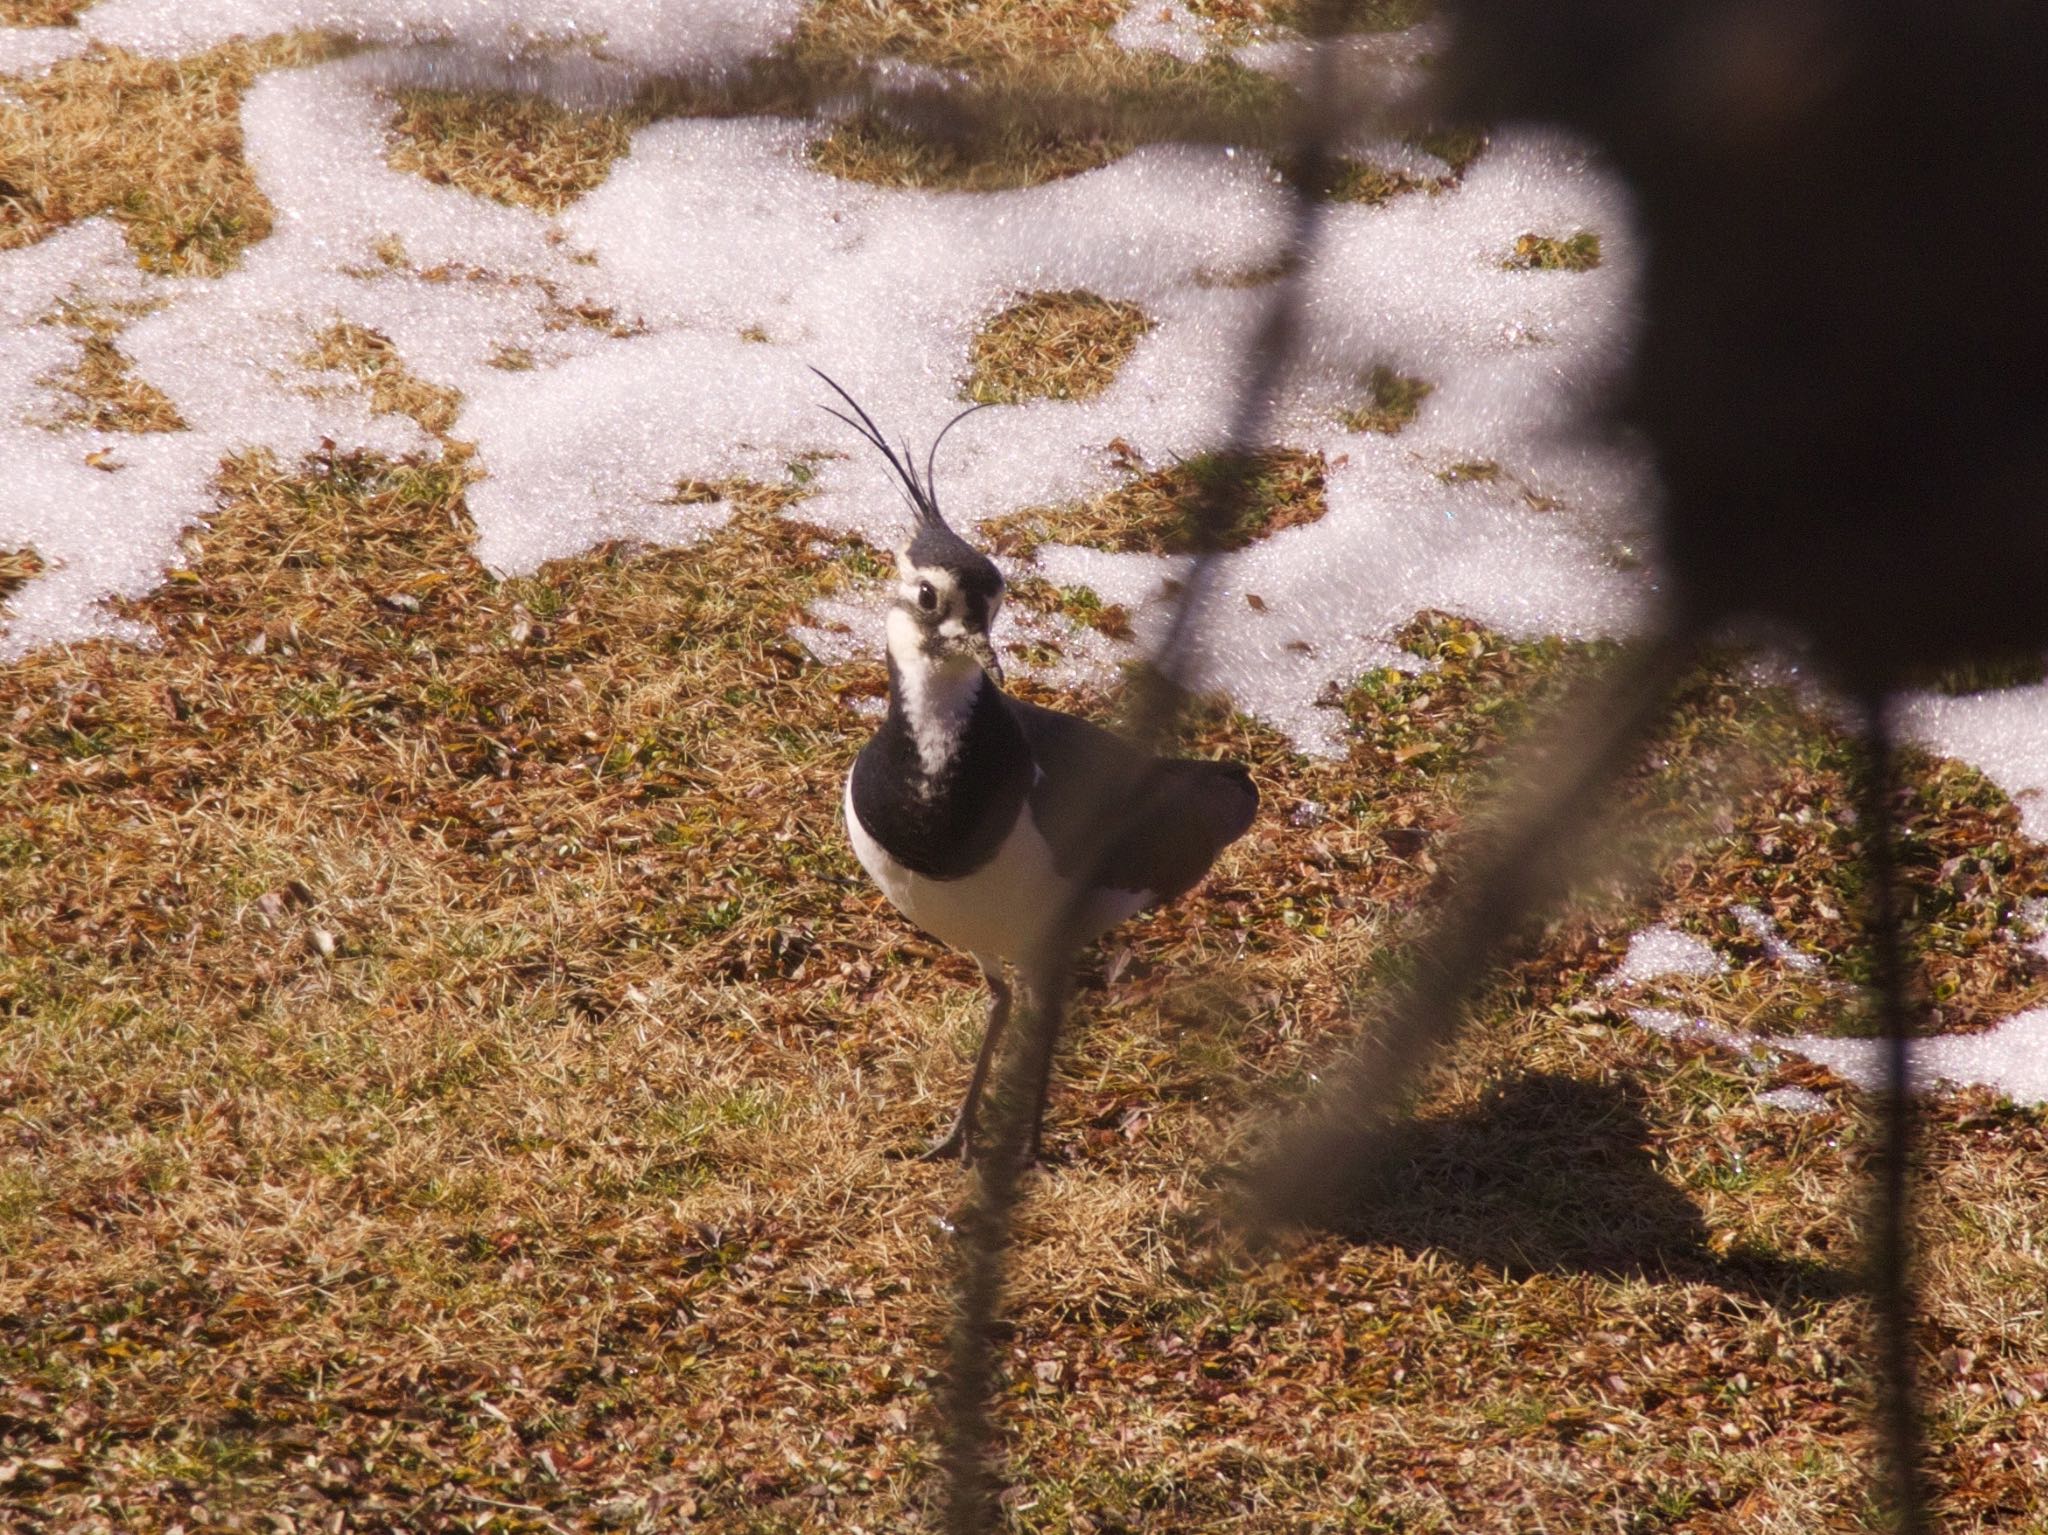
(1311, 1072, 1851, 1306)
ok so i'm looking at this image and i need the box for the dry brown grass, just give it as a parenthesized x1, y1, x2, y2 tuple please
(28, 296, 186, 434)
(797, 0, 1126, 65)
(4, 438, 2046, 1525)
(384, 90, 648, 215)
(0, 545, 44, 608)
(1187, 0, 1436, 43)
(359, 0, 1294, 202)
(984, 445, 1328, 557)
(0, 36, 340, 274)
(964, 289, 1152, 405)
(300, 320, 465, 437)
(794, 0, 1293, 192)
(1326, 155, 1430, 204)
(1315, 124, 1488, 208)
(808, 105, 1139, 192)
(0, 0, 89, 23)
(342, 240, 648, 343)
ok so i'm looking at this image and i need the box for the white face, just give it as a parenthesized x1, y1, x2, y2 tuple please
(892, 548, 1003, 644)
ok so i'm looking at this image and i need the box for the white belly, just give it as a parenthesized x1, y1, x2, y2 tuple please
(843, 776, 1149, 966)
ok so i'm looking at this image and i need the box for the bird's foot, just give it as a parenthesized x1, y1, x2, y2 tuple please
(917, 1123, 1056, 1172)
(919, 1124, 971, 1164)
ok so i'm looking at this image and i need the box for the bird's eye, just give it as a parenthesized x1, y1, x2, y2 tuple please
(917, 581, 937, 612)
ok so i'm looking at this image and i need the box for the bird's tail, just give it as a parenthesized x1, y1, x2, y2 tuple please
(1121, 759, 1258, 901)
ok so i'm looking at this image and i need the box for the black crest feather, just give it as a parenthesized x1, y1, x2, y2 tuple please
(811, 368, 986, 538)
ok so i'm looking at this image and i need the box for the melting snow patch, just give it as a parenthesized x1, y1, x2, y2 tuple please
(1755, 1086, 1831, 1114)
(527, 108, 1649, 750)
(1764, 1012, 2048, 1106)
(0, 220, 216, 654)
(0, 35, 1651, 749)
(1629, 1006, 2048, 1108)
(2015, 898, 2048, 964)
(1605, 926, 1726, 987)
(1629, 1007, 1747, 1051)
(0, 25, 88, 76)
(791, 592, 882, 669)
(1112, 1, 1215, 63)
(1897, 685, 2048, 842)
(1732, 903, 1822, 974)
(1234, 23, 1444, 116)
(16, 0, 806, 73)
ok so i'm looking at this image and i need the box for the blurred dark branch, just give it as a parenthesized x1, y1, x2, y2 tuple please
(934, 6, 1365, 1528)
(351, 32, 1418, 159)
(1858, 697, 1932, 1535)
(1235, 626, 1696, 1230)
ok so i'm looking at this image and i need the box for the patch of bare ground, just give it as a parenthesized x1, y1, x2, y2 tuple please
(1188, 0, 1437, 43)
(1338, 362, 1431, 434)
(384, 90, 648, 215)
(800, 0, 1128, 64)
(366, 4, 1285, 200)
(28, 297, 186, 434)
(1313, 128, 1488, 208)
(0, 36, 341, 274)
(299, 319, 464, 436)
(964, 289, 1152, 405)
(0, 0, 91, 23)
(0, 546, 44, 608)
(367, 2, 1296, 202)
(1507, 228, 1602, 272)
(983, 445, 1327, 557)
(796, 0, 1294, 192)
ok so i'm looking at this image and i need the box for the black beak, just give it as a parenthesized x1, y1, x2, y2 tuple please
(964, 630, 1004, 686)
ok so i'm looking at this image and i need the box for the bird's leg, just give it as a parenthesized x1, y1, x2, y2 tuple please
(922, 961, 1011, 1164)
(1020, 984, 1060, 1167)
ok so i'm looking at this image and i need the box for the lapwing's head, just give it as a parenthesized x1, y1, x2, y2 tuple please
(813, 369, 1006, 684)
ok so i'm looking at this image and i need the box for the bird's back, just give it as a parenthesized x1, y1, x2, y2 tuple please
(1004, 695, 1258, 903)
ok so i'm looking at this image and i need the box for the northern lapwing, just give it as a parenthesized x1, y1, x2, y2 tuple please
(819, 372, 1260, 1165)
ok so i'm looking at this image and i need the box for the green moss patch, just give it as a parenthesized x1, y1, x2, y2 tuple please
(1338, 365, 1433, 434)
(1506, 229, 1603, 272)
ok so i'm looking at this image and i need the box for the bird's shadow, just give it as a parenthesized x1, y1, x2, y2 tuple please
(1297, 1071, 1850, 1307)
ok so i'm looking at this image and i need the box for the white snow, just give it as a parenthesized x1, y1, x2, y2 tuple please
(0, 220, 217, 652)
(1628, 1001, 2048, 1109)
(1630, 1007, 1746, 1049)
(2016, 899, 2048, 964)
(1755, 1086, 1831, 1114)
(1, 0, 805, 77)
(1766, 1012, 2048, 1107)
(1732, 903, 1822, 974)
(1235, 22, 1445, 118)
(0, 25, 87, 75)
(1112, 1, 1215, 64)
(1604, 925, 1726, 987)
(1610, 886, 2045, 1106)
(0, 34, 1650, 716)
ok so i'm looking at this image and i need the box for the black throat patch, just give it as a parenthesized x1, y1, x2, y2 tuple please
(850, 664, 1032, 881)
